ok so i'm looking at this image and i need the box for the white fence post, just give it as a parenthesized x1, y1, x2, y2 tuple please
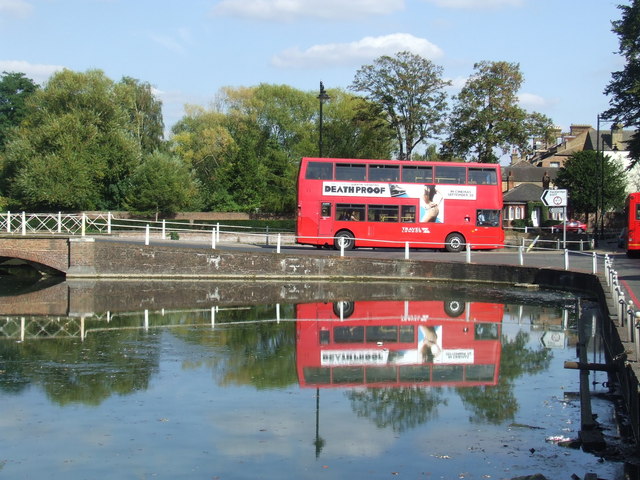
(466, 243, 471, 263)
(277, 233, 281, 253)
(564, 249, 569, 270)
(216, 222, 220, 243)
(405, 242, 410, 260)
(519, 246, 524, 266)
(21, 211, 26, 236)
(145, 224, 150, 246)
(6, 211, 10, 233)
(107, 212, 112, 234)
(592, 252, 597, 274)
(162, 219, 166, 240)
(211, 226, 216, 249)
(81, 213, 86, 237)
(57, 211, 62, 233)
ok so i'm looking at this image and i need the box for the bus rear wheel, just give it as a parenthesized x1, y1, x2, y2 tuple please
(334, 231, 355, 250)
(445, 233, 465, 252)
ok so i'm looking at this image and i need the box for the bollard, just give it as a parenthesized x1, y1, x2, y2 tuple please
(592, 252, 597, 274)
(519, 246, 524, 266)
(266, 226, 270, 246)
(107, 212, 112, 234)
(466, 243, 471, 263)
(57, 211, 62, 233)
(216, 222, 220, 242)
(211, 226, 216, 249)
(21, 211, 26, 236)
(144, 309, 149, 331)
(277, 233, 281, 253)
(564, 249, 569, 270)
(145, 224, 150, 246)
(628, 301, 635, 343)
(340, 239, 345, 257)
(211, 306, 216, 329)
(276, 303, 281, 323)
(405, 242, 410, 260)
(162, 219, 166, 240)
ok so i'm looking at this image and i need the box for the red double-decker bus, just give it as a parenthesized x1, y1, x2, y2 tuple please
(296, 300, 503, 389)
(296, 157, 504, 252)
(624, 192, 640, 256)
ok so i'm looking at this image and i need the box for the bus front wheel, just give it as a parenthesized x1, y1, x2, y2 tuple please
(334, 231, 355, 250)
(445, 233, 465, 252)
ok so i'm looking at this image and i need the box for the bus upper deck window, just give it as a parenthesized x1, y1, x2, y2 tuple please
(369, 165, 399, 182)
(336, 163, 366, 181)
(435, 166, 466, 184)
(306, 161, 333, 180)
(402, 166, 433, 183)
(468, 168, 497, 185)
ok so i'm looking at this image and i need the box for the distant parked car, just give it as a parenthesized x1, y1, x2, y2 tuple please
(552, 219, 587, 233)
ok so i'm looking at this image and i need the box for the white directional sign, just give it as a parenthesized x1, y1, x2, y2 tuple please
(541, 189, 567, 207)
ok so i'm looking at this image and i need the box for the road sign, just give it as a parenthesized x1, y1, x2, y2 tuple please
(541, 189, 567, 207)
(548, 207, 564, 215)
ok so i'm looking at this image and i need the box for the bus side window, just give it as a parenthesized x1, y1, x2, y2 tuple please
(321, 203, 331, 217)
(401, 205, 416, 222)
(306, 161, 333, 180)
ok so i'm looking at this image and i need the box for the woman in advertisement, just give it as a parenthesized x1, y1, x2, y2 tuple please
(420, 185, 443, 223)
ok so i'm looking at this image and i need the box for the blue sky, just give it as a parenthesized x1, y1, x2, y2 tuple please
(0, 0, 625, 141)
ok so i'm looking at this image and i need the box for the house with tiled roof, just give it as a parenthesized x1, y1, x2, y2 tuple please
(529, 123, 640, 194)
(501, 162, 559, 227)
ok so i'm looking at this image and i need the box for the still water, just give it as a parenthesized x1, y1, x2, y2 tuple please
(0, 278, 629, 479)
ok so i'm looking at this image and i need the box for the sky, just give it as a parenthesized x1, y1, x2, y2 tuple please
(0, 0, 627, 144)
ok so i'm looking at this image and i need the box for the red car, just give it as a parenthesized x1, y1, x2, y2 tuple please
(552, 219, 587, 233)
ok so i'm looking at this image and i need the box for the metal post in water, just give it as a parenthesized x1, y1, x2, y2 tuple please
(276, 303, 281, 323)
(144, 309, 149, 330)
(211, 306, 216, 329)
(145, 225, 150, 246)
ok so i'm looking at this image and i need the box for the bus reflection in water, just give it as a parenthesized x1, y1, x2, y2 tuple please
(296, 300, 503, 389)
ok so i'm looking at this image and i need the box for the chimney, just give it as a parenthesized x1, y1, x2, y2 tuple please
(611, 123, 623, 151)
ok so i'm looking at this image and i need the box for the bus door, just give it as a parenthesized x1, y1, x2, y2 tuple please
(318, 202, 333, 236)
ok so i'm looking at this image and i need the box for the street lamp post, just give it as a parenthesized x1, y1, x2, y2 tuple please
(317, 81, 329, 157)
(596, 114, 617, 238)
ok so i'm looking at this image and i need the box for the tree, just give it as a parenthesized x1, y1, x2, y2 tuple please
(444, 61, 553, 163)
(555, 150, 627, 223)
(351, 51, 450, 160)
(603, 0, 640, 169)
(0, 71, 38, 147)
(115, 76, 165, 154)
(125, 151, 202, 219)
(1, 69, 142, 210)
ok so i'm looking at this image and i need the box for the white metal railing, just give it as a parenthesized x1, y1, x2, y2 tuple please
(604, 256, 640, 360)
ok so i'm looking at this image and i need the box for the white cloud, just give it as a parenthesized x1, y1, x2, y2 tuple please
(518, 92, 552, 109)
(212, 0, 404, 21)
(424, 0, 523, 8)
(0, 0, 33, 18)
(272, 33, 443, 68)
(0, 60, 64, 85)
(149, 28, 194, 55)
